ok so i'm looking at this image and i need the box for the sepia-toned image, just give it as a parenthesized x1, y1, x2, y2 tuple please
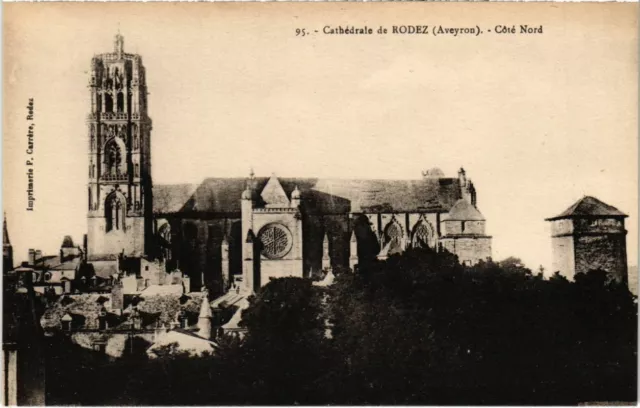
(2, 2, 637, 405)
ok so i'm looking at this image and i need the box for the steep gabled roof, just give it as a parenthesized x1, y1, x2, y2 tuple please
(442, 199, 485, 221)
(153, 176, 463, 215)
(546, 196, 627, 221)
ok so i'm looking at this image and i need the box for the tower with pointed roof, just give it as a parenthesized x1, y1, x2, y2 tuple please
(87, 33, 153, 260)
(198, 290, 213, 339)
(3, 214, 14, 273)
(546, 196, 628, 282)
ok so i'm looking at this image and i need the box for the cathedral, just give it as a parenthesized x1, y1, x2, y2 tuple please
(84, 34, 492, 297)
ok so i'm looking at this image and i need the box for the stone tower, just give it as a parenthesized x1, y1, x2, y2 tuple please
(3, 213, 13, 273)
(546, 196, 628, 283)
(87, 34, 153, 259)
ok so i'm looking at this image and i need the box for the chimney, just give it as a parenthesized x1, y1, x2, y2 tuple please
(28, 249, 36, 266)
(35, 250, 42, 263)
(458, 167, 467, 188)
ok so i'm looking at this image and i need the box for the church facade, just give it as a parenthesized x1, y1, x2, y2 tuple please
(85, 35, 492, 297)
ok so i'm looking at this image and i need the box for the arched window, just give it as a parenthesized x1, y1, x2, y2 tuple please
(384, 221, 403, 255)
(88, 188, 92, 211)
(104, 140, 123, 175)
(117, 93, 124, 112)
(105, 192, 126, 232)
(135, 163, 140, 177)
(105, 94, 113, 113)
(412, 221, 434, 249)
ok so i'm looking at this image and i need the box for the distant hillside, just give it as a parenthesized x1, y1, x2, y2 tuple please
(628, 265, 637, 296)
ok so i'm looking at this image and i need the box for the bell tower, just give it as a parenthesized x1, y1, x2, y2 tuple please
(87, 33, 153, 259)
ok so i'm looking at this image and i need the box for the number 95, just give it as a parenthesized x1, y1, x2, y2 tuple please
(296, 28, 307, 37)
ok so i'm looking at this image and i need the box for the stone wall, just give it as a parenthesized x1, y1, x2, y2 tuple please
(549, 235, 575, 279)
(574, 234, 627, 283)
(440, 236, 491, 265)
(88, 216, 146, 258)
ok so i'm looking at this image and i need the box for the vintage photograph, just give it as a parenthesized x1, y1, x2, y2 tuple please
(2, 3, 637, 405)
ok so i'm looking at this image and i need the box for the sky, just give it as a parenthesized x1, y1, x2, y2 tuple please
(3, 3, 637, 271)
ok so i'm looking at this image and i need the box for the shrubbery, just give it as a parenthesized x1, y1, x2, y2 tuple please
(45, 248, 637, 405)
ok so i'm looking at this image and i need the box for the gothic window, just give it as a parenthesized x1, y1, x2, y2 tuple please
(105, 192, 126, 232)
(105, 94, 114, 113)
(258, 223, 293, 259)
(412, 221, 434, 249)
(117, 93, 124, 113)
(384, 221, 403, 255)
(104, 140, 123, 175)
(114, 67, 123, 90)
(135, 163, 140, 177)
(90, 131, 96, 152)
(88, 188, 92, 211)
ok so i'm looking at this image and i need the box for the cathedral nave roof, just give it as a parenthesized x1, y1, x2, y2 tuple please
(153, 176, 464, 215)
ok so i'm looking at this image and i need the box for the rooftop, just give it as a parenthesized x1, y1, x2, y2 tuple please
(153, 175, 465, 215)
(546, 196, 627, 221)
(442, 199, 485, 221)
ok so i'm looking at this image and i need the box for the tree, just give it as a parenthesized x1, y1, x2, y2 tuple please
(235, 277, 332, 404)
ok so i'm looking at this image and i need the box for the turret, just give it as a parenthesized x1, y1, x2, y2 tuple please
(349, 229, 358, 272)
(197, 290, 212, 340)
(322, 232, 331, 272)
(221, 235, 230, 291)
(291, 185, 301, 208)
(243, 230, 256, 292)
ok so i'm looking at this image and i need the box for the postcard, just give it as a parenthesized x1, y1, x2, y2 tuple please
(2, 3, 637, 406)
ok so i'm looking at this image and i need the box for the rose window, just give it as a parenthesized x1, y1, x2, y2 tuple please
(258, 223, 293, 259)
